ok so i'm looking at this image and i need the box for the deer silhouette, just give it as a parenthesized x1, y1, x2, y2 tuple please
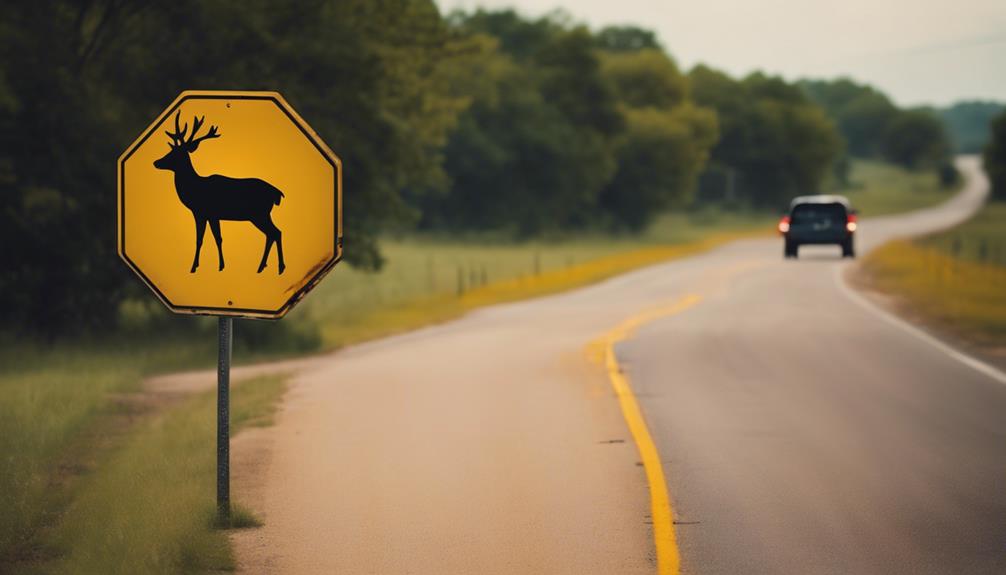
(154, 111, 286, 274)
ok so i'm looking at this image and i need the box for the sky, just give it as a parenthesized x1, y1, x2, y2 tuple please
(436, 0, 1006, 107)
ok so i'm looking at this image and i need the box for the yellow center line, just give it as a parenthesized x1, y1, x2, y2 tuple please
(592, 294, 702, 575)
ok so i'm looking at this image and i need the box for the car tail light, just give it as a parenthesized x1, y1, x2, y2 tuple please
(778, 216, 790, 234)
(846, 213, 857, 232)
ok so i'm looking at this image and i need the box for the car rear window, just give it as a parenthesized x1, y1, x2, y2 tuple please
(790, 203, 847, 224)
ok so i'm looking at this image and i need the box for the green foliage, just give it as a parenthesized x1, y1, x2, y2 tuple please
(985, 110, 1006, 201)
(602, 49, 687, 109)
(802, 78, 961, 178)
(602, 106, 717, 230)
(691, 66, 842, 208)
(535, 27, 624, 139)
(939, 100, 1004, 154)
(594, 26, 662, 52)
(453, 8, 566, 62)
(882, 109, 950, 170)
(421, 45, 614, 233)
(800, 78, 897, 157)
(938, 162, 961, 189)
(423, 11, 715, 233)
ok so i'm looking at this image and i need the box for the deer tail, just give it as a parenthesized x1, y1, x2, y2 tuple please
(274, 190, 285, 206)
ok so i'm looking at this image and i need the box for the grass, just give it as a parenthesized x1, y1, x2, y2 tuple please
(0, 353, 144, 564)
(830, 160, 957, 217)
(13, 374, 287, 575)
(861, 202, 1006, 346)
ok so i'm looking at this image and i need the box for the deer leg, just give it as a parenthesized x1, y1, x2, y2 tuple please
(191, 217, 207, 273)
(257, 236, 274, 274)
(209, 219, 224, 271)
(252, 219, 274, 273)
(272, 224, 285, 275)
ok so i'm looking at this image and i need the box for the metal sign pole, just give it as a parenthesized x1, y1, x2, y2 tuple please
(217, 316, 233, 525)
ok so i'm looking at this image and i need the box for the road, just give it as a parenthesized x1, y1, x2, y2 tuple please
(228, 157, 1003, 574)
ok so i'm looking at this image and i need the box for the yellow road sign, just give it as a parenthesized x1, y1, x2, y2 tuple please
(118, 91, 342, 319)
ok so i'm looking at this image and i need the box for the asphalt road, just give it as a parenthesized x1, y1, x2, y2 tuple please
(624, 157, 1004, 574)
(227, 157, 1002, 574)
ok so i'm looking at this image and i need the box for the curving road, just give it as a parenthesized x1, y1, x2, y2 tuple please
(625, 157, 1004, 574)
(229, 157, 1002, 574)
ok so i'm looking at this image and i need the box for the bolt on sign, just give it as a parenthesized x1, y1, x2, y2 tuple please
(118, 91, 342, 319)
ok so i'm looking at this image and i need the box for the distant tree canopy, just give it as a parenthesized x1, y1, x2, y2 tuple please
(800, 77, 953, 171)
(985, 110, 1006, 201)
(882, 110, 950, 170)
(800, 78, 897, 157)
(691, 66, 841, 208)
(417, 12, 717, 233)
(594, 26, 662, 53)
(939, 101, 1005, 154)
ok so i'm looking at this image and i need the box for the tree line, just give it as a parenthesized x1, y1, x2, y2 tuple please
(802, 78, 941, 166)
(0, 2, 960, 335)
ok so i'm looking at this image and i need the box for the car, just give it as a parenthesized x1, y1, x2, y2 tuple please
(778, 195, 857, 259)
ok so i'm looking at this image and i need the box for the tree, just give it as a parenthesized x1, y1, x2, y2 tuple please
(534, 27, 624, 139)
(939, 101, 1005, 154)
(690, 66, 841, 208)
(454, 8, 564, 62)
(594, 26, 661, 52)
(601, 105, 717, 230)
(882, 110, 950, 170)
(419, 36, 615, 234)
(601, 49, 687, 110)
(800, 78, 898, 157)
(984, 110, 1006, 201)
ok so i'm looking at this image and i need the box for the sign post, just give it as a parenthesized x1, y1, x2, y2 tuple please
(217, 317, 232, 524)
(118, 91, 342, 525)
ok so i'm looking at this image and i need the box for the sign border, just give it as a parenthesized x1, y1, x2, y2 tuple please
(117, 90, 343, 320)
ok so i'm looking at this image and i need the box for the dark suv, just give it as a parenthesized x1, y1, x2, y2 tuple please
(778, 195, 857, 259)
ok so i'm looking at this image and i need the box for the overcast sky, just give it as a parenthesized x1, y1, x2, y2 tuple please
(436, 0, 1006, 107)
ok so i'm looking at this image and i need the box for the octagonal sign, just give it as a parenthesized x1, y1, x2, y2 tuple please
(118, 91, 342, 319)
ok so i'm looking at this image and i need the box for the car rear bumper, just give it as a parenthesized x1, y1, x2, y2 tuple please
(785, 232, 853, 244)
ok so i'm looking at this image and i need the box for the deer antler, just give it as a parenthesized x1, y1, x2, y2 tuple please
(164, 111, 188, 148)
(185, 115, 221, 151)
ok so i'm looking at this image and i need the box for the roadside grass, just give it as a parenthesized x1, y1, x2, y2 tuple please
(25, 374, 287, 575)
(832, 160, 956, 217)
(861, 202, 1006, 346)
(0, 352, 143, 564)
